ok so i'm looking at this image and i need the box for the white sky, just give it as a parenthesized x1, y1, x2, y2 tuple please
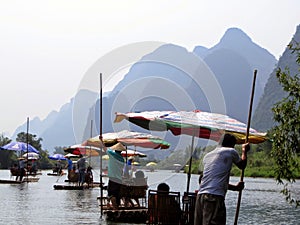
(0, 0, 300, 136)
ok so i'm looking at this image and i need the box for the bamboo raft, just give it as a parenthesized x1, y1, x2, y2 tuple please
(97, 184, 149, 223)
(98, 196, 148, 223)
(98, 188, 197, 224)
(47, 172, 66, 176)
(0, 177, 39, 184)
(0, 179, 23, 184)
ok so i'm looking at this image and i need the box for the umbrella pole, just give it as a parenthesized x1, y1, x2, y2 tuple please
(99, 73, 104, 218)
(234, 70, 257, 225)
(26, 117, 29, 183)
(186, 134, 195, 193)
(89, 120, 93, 165)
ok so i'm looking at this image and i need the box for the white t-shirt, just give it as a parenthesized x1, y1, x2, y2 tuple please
(198, 146, 241, 197)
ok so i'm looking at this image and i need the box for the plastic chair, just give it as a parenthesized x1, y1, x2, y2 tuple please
(147, 189, 182, 225)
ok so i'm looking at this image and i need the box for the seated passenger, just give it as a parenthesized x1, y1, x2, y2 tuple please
(10, 163, 19, 177)
(148, 183, 182, 225)
(85, 166, 93, 187)
(133, 170, 147, 186)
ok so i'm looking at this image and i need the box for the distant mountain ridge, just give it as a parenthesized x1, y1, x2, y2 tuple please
(194, 28, 276, 93)
(12, 27, 278, 152)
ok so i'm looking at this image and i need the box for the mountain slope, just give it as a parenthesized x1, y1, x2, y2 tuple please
(252, 25, 300, 131)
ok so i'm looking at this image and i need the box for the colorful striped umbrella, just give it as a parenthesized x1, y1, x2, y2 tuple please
(121, 149, 147, 157)
(82, 130, 170, 149)
(114, 110, 267, 144)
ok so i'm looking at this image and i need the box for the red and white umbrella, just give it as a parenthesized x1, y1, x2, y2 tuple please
(64, 145, 103, 156)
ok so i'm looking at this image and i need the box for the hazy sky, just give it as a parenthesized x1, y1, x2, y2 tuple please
(1, 0, 300, 136)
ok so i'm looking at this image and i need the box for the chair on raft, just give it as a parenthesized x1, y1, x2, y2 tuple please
(147, 189, 182, 225)
(182, 192, 197, 225)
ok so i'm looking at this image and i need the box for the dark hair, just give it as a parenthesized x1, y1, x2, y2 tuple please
(220, 133, 236, 147)
(157, 182, 170, 192)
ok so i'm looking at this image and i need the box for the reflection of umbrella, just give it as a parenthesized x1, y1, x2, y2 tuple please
(0, 141, 39, 153)
(83, 130, 170, 149)
(64, 145, 102, 156)
(48, 154, 67, 161)
(146, 162, 157, 167)
(23, 152, 39, 160)
(114, 111, 267, 144)
(121, 149, 147, 157)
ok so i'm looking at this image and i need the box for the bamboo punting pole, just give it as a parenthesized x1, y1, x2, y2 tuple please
(26, 117, 29, 183)
(234, 70, 257, 225)
(99, 73, 104, 217)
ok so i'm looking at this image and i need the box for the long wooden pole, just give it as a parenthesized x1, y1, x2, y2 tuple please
(234, 70, 257, 225)
(26, 117, 29, 183)
(99, 73, 104, 217)
(89, 120, 93, 165)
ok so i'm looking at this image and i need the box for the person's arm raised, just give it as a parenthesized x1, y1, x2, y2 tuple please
(236, 143, 250, 170)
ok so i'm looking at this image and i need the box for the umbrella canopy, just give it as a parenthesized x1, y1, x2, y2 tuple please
(64, 145, 102, 157)
(64, 153, 80, 158)
(146, 162, 157, 167)
(48, 154, 67, 161)
(83, 130, 170, 149)
(0, 141, 39, 153)
(114, 110, 267, 144)
(23, 152, 39, 160)
(121, 149, 147, 157)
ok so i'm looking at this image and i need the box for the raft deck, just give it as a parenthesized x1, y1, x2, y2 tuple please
(0, 177, 39, 184)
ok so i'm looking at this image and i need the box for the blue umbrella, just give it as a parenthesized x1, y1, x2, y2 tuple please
(48, 154, 66, 161)
(0, 141, 39, 153)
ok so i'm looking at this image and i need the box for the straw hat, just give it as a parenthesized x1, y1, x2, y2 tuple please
(110, 142, 126, 152)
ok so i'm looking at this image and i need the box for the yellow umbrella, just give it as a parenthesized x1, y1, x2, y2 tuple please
(146, 162, 157, 167)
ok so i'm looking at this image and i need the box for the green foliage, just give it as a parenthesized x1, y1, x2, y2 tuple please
(0, 132, 57, 170)
(271, 41, 300, 206)
(38, 149, 56, 169)
(16, 132, 43, 151)
(0, 133, 16, 168)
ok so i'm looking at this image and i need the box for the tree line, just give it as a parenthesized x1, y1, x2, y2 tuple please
(0, 132, 65, 170)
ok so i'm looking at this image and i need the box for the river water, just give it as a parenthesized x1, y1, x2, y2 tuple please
(0, 169, 299, 225)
